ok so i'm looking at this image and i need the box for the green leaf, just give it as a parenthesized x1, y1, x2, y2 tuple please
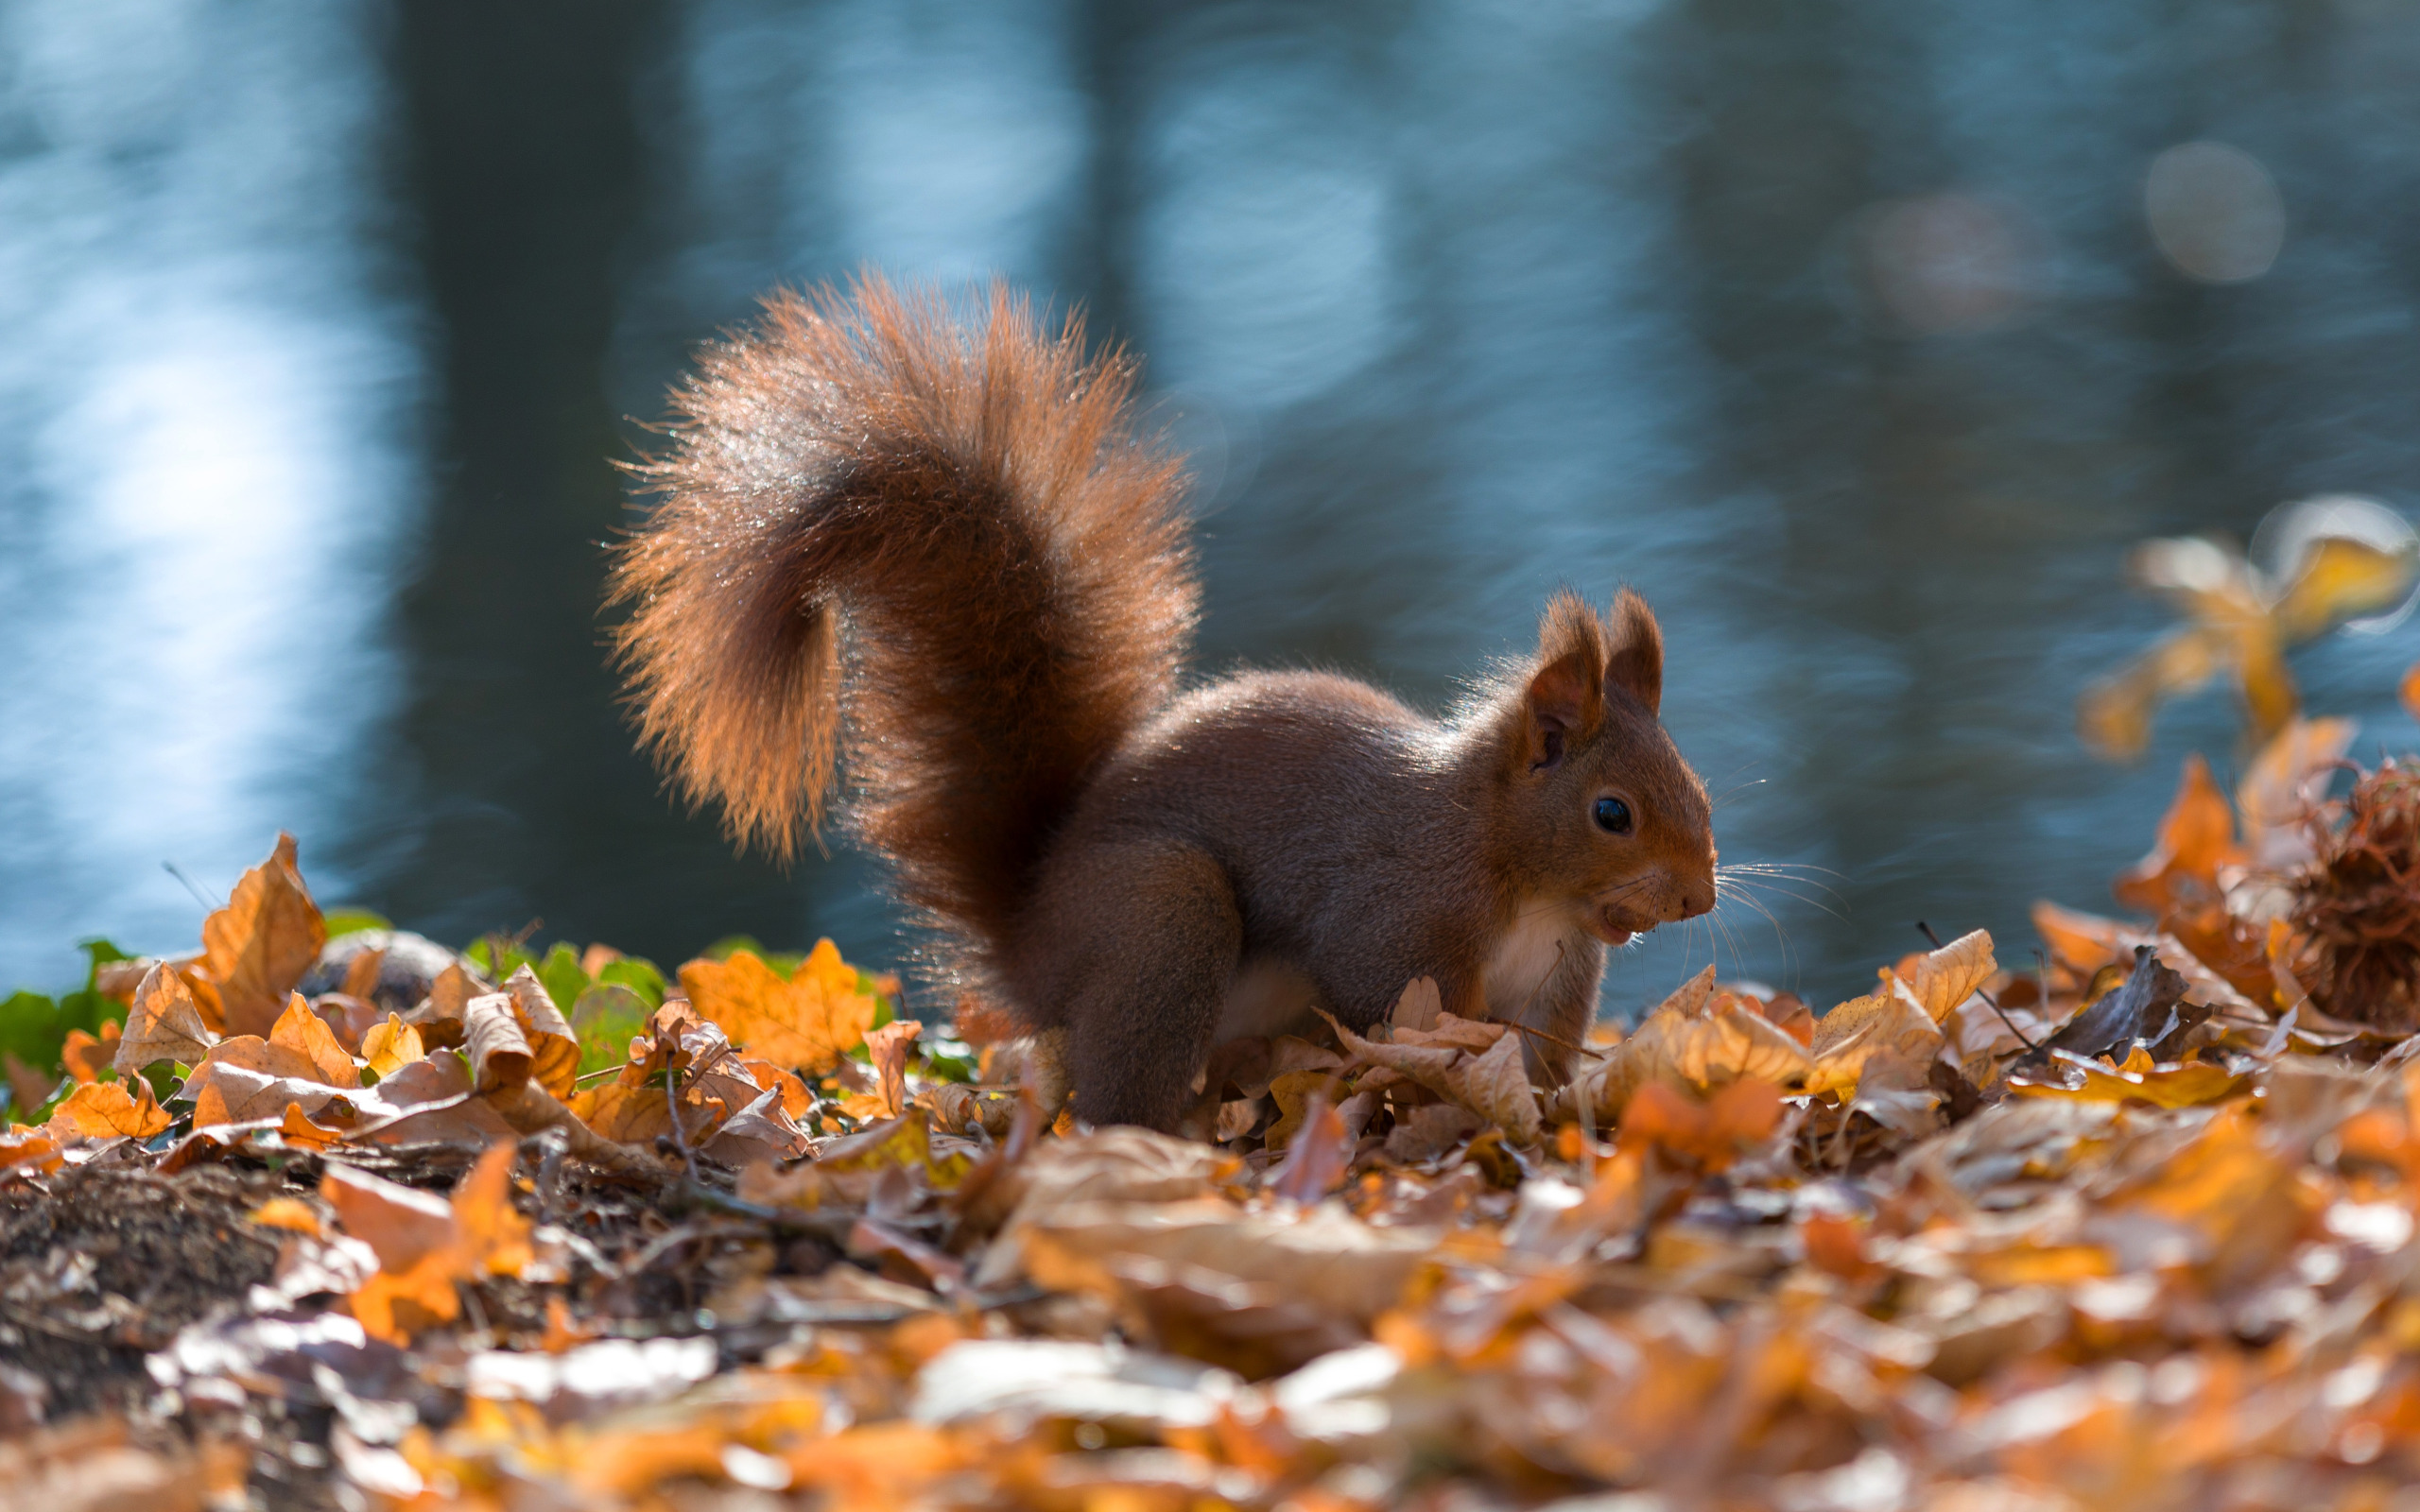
(569, 984, 651, 1077)
(0, 989, 64, 1083)
(467, 936, 538, 984)
(323, 908, 393, 939)
(533, 941, 591, 1018)
(596, 956, 666, 1009)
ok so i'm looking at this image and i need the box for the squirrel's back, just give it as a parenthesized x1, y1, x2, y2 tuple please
(608, 278, 1198, 957)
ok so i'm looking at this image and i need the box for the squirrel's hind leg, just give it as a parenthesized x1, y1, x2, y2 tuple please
(1030, 838, 1242, 1134)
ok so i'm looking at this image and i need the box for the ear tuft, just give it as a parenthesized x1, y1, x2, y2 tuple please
(1604, 588, 1663, 715)
(1524, 592, 1607, 769)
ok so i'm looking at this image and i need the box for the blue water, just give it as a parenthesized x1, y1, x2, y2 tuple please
(6, 0, 2420, 1018)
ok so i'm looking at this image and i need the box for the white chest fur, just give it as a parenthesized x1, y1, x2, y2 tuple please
(1482, 902, 1580, 1022)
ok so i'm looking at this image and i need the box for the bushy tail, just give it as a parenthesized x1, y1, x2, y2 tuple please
(607, 277, 1197, 953)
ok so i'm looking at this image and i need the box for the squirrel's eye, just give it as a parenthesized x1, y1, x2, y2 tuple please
(1593, 797, 1634, 834)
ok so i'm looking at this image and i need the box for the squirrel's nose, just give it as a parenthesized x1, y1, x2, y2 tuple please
(1676, 881, 1714, 920)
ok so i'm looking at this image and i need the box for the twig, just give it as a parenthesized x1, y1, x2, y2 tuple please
(665, 1066, 702, 1183)
(1916, 919, 2038, 1052)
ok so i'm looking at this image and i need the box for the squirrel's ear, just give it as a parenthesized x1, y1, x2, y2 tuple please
(1525, 593, 1607, 770)
(1603, 589, 1663, 716)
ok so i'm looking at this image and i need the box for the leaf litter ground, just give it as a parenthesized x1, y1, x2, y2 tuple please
(11, 718, 2420, 1511)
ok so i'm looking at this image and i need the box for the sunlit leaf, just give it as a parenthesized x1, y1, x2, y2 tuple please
(199, 833, 327, 1038)
(679, 942, 876, 1074)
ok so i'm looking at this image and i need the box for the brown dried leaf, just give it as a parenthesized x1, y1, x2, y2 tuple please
(406, 962, 479, 1048)
(502, 966, 579, 1099)
(114, 963, 216, 1075)
(1433, 1027, 1543, 1146)
(1390, 976, 1443, 1032)
(866, 1019, 923, 1119)
(1899, 928, 1997, 1022)
(1806, 985, 1945, 1099)
(199, 833, 327, 1038)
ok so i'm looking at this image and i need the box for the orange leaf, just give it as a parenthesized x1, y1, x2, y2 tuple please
(1616, 1077, 1782, 1170)
(0, 1125, 63, 1177)
(2404, 662, 2420, 723)
(247, 1196, 322, 1234)
(2113, 753, 2244, 916)
(199, 833, 328, 1038)
(678, 942, 876, 1074)
(450, 1139, 533, 1278)
(270, 991, 361, 1089)
(278, 1101, 348, 1150)
(47, 1078, 172, 1140)
(60, 1022, 121, 1086)
(566, 1080, 674, 1145)
(115, 963, 217, 1075)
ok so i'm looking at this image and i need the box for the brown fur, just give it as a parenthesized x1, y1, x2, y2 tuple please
(610, 277, 1716, 1132)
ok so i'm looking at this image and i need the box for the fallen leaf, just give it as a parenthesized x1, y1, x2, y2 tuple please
(1551, 967, 1810, 1122)
(0, 1125, 62, 1177)
(2006, 1046, 2244, 1108)
(115, 962, 218, 1075)
(186, 1035, 346, 1129)
(1434, 1028, 1544, 1145)
(1898, 929, 1998, 1022)
(45, 1078, 170, 1140)
(2113, 754, 2243, 916)
(1269, 1096, 1352, 1203)
(58, 1023, 119, 1086)
(679, 941, 876, 1074)
(501, 967, 579, 1098)
(199, 833, 328, 1038)
(1616, 1078, 1783, 1169)
(270, 991, 360, 1089)
(359, 1015, 426, 1079)
(1806, 986, 1944, 1099)
(330, 1142, 529, 1343)
(865, 1019, 923, 1119)
(245, 1196, 321, 1234)
(1391, 976, 1443, 1032)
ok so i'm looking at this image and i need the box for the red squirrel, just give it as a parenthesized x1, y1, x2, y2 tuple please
(608, 277, 1717, 1133)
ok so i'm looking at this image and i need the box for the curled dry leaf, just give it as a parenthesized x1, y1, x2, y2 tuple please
(679, 940, 876, 1074)
(1391, 975, 1443, 1032)
(406, 962, 479, 1047)
(1434, 1028, 1544, 1146)
(115, 962, 218, 1076)
(199, 833, 328, 1038)
(1806, 983, 1944, 1100)
(1551, 967, 1811, 1124)
(865, 1019, 923, 1119)
(2007, 1045, 2244, 1108)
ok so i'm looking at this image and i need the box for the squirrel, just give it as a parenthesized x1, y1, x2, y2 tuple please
(607, 277, 1718, 1134)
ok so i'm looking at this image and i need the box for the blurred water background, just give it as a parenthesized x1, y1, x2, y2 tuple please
(6, 0, 2420, 1015)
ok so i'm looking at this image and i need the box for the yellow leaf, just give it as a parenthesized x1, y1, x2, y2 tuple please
(2006, 1050, 2246, 1108)
(359, 1014, 427, 1080)
(270, 992, 361, 1089)
(199, 833, 327, 1039)
(678, 943, 876, 1073)
(46, 1078, 171, 1140)
(1553, 968, 1810, 1123)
